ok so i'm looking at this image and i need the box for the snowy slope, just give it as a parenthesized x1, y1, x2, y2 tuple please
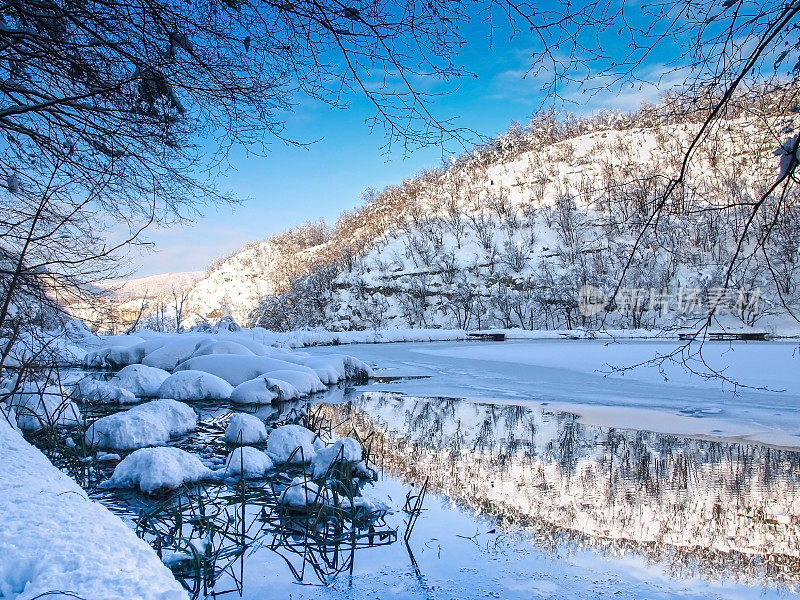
(249, 113, 800, 333)
(0, 416, 187, 600)
(92, 89, 800, 335)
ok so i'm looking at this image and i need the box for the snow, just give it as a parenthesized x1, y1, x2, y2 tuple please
(311, 436, 364, 478)
(223, 412, 268, 444)
(3, 328, 86, 368)
(6, 384, 82, 432)
(267, 424, 324, 464)
(184, 339, 255, 359)
(261, 369, 327, 395)
(277, 477, 323, 507)
(100, 446, 213, 494)
(72, 377, 137, 404)
(141, 336, 208, 371)
(259, 376, 301, 400)
(157, 369, 234, 401)
(253, 327, 469, 348)
(65, 317, 94, 341)
(0, 417, 187, 599)
(85, 399, 197, 450)
(775, 133, 799, 180)
(109, 363, 170, 397)
(174, 354, 322, 387)
(220, 446, 274, 478)
(229, 376, 282, 405)
(84, 342, 149, 369)
(291, 354, 374, 384)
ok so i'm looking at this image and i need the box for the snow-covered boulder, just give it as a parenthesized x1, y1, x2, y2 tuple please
(85, 399, 197, 450)
(267, 424, 324, 464)
(97, 333, 147, 347)
(220, 446, 273, 478)
(262, 369, 326, 396)
(183, 339, 255, 361)
(212, 316, 241, 332)
(174, 354, 321, 387)
(223, 413, 268, 444)
(109, 364, 170, 398)
(229, 376, 282, 405)
(8, 385, 82, 432)
(71, 378, 137, 404)
(215, 335, 278, 356)
(141, 336, 208, 371)
(100, 447, 212, 494)
(297, 354, 373, 384)
(278, 477, 324, 507)
(84, 340, 159, 369)
(157, 370, 233, 401)
(311, 437, 364, 478)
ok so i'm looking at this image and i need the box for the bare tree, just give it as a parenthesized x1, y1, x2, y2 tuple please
(0, 0, 491, 378)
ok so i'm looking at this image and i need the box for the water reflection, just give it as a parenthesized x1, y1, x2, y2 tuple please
(315, 392, 800, 588)
(86, 396, 401, 597)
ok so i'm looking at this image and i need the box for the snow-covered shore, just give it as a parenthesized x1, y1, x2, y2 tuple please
(0, 416, 187, 600)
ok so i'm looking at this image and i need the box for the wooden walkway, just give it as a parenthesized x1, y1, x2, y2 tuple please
(678, 331, 768, 341)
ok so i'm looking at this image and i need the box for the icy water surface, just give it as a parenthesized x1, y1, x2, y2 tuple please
(32, 377, 800, 600)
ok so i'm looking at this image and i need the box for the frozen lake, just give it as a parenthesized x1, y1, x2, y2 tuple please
(318, 339, 800, 449)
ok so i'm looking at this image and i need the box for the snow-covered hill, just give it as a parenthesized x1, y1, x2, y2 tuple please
(101, 86, 800, 334)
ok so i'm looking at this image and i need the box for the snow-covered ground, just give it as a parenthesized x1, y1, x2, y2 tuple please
(311, 339, 800, 449)
(0, 417, 187, 599)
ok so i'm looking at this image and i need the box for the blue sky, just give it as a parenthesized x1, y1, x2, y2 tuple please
(129, 10, 674, 278)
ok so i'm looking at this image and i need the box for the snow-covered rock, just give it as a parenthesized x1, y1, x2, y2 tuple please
(174, 354, 322, 387)
(267, 424, 324, 464)
(157, 370, 234, 401)
(278, 477, 324, 507)
(229, 376, 282, 405)
(223, 413, 268, 444)
(85, 399, 197, 450)
(220, 446, 273, 478)
(84, 342, 148, 369)
(7, 385, 82, 432)
(141, 336, 207, 371)
(0, 417, 187, 599)
(183, 339, 255, 360)
(72, 378, 137, 404)
(100, 447, 212, 494)
(262, 369, 326, 396)
(110, 364, 171, 397)
(294, 354, 373, 384)
(311, 437, 364, 478)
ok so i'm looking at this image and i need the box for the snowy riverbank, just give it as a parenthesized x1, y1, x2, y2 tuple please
(0, 416, 187, 600)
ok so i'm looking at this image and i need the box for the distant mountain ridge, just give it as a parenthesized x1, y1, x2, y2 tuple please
(100, 271, 204, 301)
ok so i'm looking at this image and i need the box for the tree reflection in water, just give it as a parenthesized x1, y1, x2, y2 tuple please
(314, 392, 800, 589)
